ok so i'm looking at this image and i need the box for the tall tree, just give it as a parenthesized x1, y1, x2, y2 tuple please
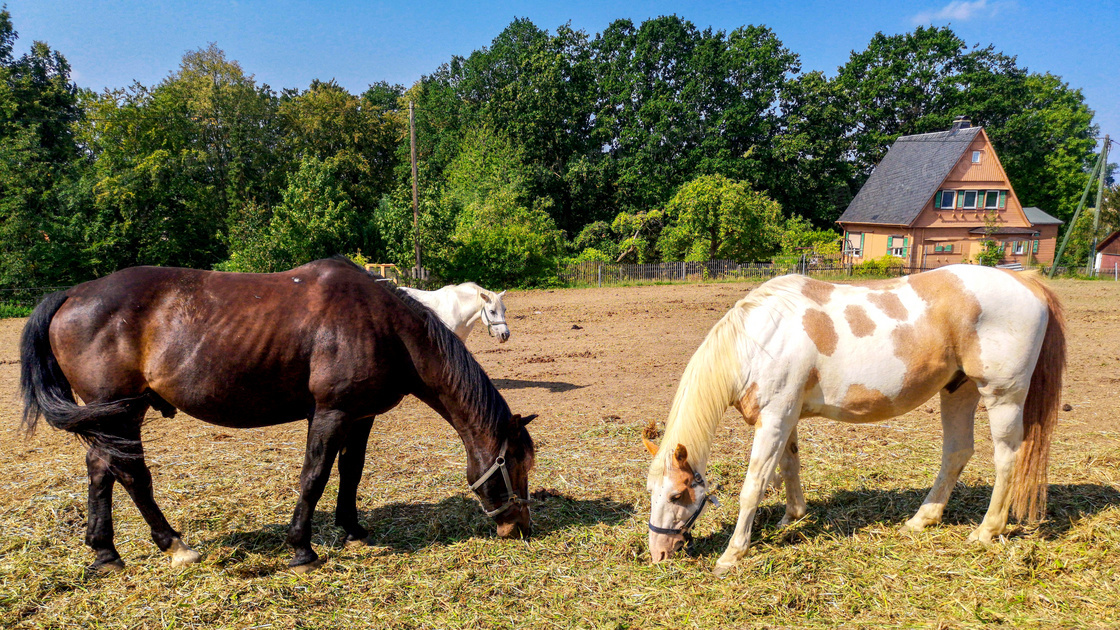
(0, 9, 87, 284)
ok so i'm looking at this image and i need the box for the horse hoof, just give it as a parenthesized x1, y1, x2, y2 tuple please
(344, 536, 372, 548)
(289, 558, 324, 574)
(712, 563, 734, 578)
(90, 558, 126, 574)
(167, 538, 202, 567)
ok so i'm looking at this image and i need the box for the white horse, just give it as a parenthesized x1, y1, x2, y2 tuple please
(643, 265, 1065, 575)
(401, 283, 511, 343)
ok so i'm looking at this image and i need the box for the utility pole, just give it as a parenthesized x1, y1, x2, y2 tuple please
(1050, 137, 1109, 278)
(1087, 135, 1110, 275)
(410, 101, 421, 276)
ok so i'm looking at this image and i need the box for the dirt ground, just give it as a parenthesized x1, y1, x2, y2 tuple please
(0, 277, 1118, 627)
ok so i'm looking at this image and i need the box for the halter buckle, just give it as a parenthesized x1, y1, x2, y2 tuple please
(468, 440, 528, 518)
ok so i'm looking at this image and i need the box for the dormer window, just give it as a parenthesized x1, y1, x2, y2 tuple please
(984, 191, 1000, 208)
(962, 191, 978, 208)
(972, 151, 981, 163)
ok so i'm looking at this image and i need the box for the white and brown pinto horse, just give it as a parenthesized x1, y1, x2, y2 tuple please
(401, 283, 510, 343)
(644, 265, 1065, 575)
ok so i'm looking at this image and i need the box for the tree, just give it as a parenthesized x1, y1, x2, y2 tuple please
(591, 17, 797, 214)
(80, 44, 284, 273)
(0, 9, 88, 285)
(658, 175, 783, 262)
(223, 156, 369, 272)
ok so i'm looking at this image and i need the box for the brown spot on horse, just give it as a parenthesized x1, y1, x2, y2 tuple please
(801, 279, 835, 305)
(733, 382, 760, 426)
(867, 291, 908, 320)
(844, 304, 876, 337)
(802, 309, 838, 356)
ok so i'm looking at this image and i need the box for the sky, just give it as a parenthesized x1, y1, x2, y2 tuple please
(5, 0, 1119, 146)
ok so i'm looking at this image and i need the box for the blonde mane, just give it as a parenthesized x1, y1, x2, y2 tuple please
(647, 279, 802, 485)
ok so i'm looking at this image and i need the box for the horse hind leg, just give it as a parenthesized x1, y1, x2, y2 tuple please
(969, 396, 1026, 544)
(84, 414, 199, 571)
(110, 423, 201, 567)
(904, 381, 979, 532)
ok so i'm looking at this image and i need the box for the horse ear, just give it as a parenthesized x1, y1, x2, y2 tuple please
(672, 444, 689, 468)
(480, 292, 492, 303)
(519, 414, 537, 426)
(642, 421, 660, 455)
(498, 291, 506, 298)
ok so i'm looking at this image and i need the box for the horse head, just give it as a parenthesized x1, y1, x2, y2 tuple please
(471, 413, 536, 538)
(643, 427, 715, 563)
(479, 289, 511, 343)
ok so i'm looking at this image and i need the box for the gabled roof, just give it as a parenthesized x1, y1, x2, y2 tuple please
(1098, 230, 1120, 253)
(838, 126, 982, 226)
(1022, 207, 1063, 225)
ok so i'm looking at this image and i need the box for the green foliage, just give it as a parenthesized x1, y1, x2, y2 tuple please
(0, 11, 1106, 292)
(222, 156, 371, 272)
(856, 254, 905, 275)
(976, 209, 1004, 267)
(779, 215, 841, 256)
(658, 175, 783, 262)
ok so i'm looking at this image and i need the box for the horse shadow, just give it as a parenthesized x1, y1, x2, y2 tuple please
(211, 492, 632, 573)
(688, 482, 1120, 557)
(492, 378, 586, 393)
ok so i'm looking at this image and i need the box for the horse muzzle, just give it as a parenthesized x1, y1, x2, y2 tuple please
(649, 530, 687, 563)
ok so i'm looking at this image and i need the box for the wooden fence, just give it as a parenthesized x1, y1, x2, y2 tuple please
(558, 258, 936, 287)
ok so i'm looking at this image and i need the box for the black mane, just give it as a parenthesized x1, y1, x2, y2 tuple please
(336, 257, 512, 435)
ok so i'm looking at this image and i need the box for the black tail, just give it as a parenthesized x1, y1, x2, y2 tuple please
(20, 291, 146, 448)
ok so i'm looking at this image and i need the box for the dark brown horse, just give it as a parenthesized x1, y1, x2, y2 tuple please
(20, 257, 535, 572)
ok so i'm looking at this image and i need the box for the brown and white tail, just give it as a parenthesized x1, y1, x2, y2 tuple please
(1011, 279, 1066, 523)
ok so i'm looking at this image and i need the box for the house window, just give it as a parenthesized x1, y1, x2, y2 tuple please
(962, 191, 978, 209)
(984, 191, 1000, 209)
(937, 190, 956, 209)
(845, 232, 863, 257)
(890, 236, 906, 258)
(972, 151, 981, 163)
(1014, 241, 1025, 255)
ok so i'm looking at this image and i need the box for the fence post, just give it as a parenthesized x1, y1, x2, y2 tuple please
(598, 264, 602, 288)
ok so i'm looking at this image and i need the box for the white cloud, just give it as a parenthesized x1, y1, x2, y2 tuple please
(911, 0, 1012, 24)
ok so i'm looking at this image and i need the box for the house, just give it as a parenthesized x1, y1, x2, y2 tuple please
(1096, 230, 1120, 274)
(837, 117, 1062, 269)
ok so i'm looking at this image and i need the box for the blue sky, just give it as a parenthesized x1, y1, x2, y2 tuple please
(6, 0, 1118, 144)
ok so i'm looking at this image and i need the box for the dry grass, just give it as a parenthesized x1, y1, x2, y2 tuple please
(0, 280, 1118, 629)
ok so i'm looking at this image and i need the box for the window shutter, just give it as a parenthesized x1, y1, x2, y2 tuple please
(860, 233, 865, 253)
(957, 192, 965, 209)
(934, 191, 941, 208)
(903, 236, 910, 258)
(887, 236, 893, 248)
(1033, 240, 1039, 254)
(999, 191, 1006, 209)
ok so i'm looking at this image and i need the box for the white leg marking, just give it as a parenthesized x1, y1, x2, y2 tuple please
(168, 537, 202, 567)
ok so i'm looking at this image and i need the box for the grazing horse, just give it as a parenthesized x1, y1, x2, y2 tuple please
(401, 283, 511, 343)
(643, 265, 1065, 575)
(20, 258, 535, 573)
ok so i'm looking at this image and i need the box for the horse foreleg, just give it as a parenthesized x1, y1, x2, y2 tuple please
(778, 427, 807, 527)
(335, 416, 374, 545)
(715, 411, 797, 576)
(287, 409, 346, 572)
(904, 382, 979, 532)
(969, 399, 1025, 544)
(110, 426, 201, 568)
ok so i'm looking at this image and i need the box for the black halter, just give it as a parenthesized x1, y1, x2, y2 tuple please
(648, 471, 718, 537)
(480, 307, 507, 338)
(468, 440, 529, 517)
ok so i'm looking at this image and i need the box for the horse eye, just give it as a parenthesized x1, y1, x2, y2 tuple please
(669, 491, 683, 502)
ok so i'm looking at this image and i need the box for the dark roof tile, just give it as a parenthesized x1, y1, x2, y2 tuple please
(838, 127, 981, 226)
